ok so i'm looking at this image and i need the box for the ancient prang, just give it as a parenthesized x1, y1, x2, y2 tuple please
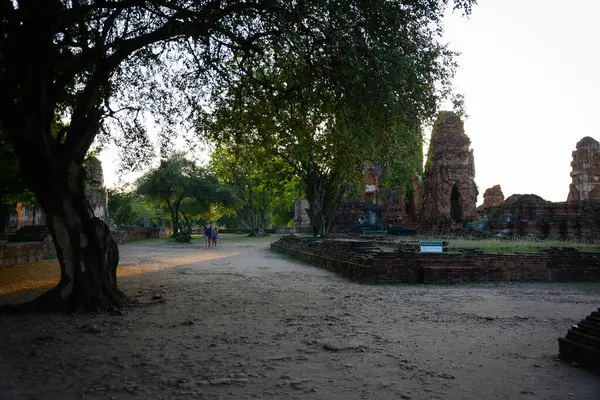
(477, 184, 504, 210)
(567, 136, 600, 202)
(420, 111, 478, 228)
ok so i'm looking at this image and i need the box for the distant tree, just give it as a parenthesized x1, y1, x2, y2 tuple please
(107, 187, 169, 229)
(137, 153, 227, 241)
(210, 145, 301, 235)
(107, 190, 136, 228)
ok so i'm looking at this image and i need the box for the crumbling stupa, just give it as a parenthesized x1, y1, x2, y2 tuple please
(567, 137, 600, 202)
(477, 184, 504, 210)
(421, 111, 478, 227)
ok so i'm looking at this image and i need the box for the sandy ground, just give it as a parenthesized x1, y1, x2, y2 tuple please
(0, 235, 599, 400)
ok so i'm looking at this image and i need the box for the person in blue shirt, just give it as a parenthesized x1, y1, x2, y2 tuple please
(212, 227, 219, 247)
(203, 221, 212, 248)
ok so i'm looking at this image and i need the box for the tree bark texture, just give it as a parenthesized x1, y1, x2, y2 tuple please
(304, 171, 345, 237)
(12, 155, 125, 312)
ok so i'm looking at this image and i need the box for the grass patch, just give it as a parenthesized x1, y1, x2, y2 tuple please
(388, 236, 600, 254)
(446, 238, 600, 253)
(212, 233, 283, 244)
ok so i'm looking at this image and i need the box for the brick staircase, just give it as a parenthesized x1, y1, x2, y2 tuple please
(558, 308, 600, 374)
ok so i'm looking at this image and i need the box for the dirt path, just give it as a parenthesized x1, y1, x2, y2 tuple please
(1, 236, 599, 400)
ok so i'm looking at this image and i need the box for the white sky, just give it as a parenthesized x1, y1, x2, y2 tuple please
(100, 0, 600, 204)
(442, 0, 600, 203)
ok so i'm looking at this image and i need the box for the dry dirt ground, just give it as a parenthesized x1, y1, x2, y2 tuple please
(1, 235, 599, 400)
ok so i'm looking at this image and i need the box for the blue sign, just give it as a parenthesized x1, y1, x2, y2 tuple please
(420, 241, 444, 253)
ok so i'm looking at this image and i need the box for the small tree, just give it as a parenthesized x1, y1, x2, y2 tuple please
(107, 189, 137, 228)
(137, 152, 226, 241)
(210, 145, 300, 235)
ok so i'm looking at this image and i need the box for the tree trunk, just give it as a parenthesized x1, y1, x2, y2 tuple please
(0, 205, 8, 233)
(174, 208, 180, 235)
(16, 160, 126, 312)
(304, 172, 345, 237)
(305, 176, 325, 237)
(166, 200, 177, 237)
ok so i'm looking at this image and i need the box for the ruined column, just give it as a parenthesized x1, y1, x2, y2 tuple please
(477, 184, 505, 211)
(567, 136, 600, 202)
(421, 111, 478, 227)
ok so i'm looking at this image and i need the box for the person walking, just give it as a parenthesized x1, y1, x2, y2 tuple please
(212, 227, 219, 247)
(203, 220, 212, 248)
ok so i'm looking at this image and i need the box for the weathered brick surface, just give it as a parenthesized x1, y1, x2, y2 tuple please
(271, 236, 600, 285)
(558, 308, 600, 374)
(0, 234, 56, 268)
(0, 242, 45, 267)
(0, 228, 151, 268)
(485, 200, 600, 239)
(111, 227, 151, 244)
(568, 137, 600, 202)
(421, 112, 478, 228)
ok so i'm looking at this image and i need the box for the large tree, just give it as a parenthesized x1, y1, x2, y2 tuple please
(199, 1, 452, 236)
(0, 0, 475, 311)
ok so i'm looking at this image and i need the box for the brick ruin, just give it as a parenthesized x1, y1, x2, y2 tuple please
(293, 118, 600, 240)
(482, 197, 600, 239)
(477, 185, 504, 211)
(4, 156, 110, 232)
(7, 203, 45, 230)
(474, 136, 600, 240)
(420, 111, 478, 231)
(559, 308, 600, 374)
(294, 110, 476, 233)
(272, 236, 600, 284)
(567, 136, 600, 201)
(293, 199, 311, 229)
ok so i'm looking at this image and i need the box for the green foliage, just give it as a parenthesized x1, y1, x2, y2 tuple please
(137, 152, 229, 235)
(394, 237, 600, 254)
(108, 188, 167, 228)
(0, 128, 36, 206)
(198, 0, 475, 235)
(107, 190, 136, 227)
(209, 145, 301, 231)
(1, 0, 477, 211)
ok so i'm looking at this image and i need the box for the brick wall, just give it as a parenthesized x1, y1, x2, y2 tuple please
(0, 228, 153, 268)
(271, 236, 600, 284)
(111, 227, 153, 244)
(485, 200, 600, 239)
(0, 241, 54, 268)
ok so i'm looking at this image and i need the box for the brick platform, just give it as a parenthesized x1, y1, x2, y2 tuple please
(558, 308, 600, 375)
(271, 236, 600, 284)
(0, 242, 46, 267)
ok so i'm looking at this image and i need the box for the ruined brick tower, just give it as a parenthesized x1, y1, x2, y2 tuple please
(84, 156, 109, 222)
(567, 136, 600, 202)
(420, 111, 478, 227)
(477, 184, 504, 211)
